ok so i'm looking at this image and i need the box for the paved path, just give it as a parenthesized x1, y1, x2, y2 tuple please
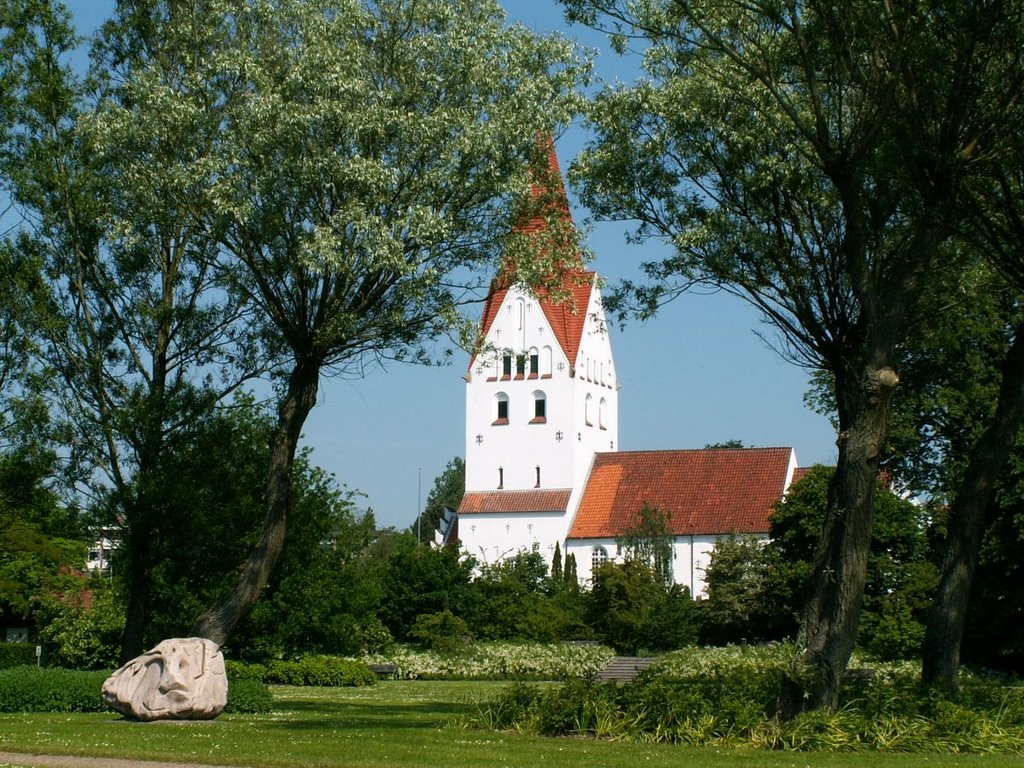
(0, 753, 240, 768)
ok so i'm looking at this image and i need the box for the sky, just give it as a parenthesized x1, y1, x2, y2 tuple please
(60, 0, 838, 530)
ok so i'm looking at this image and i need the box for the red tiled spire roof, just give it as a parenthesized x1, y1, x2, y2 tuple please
(567, 448, 795, 539)
(471, 140, 593, 368)
(459, 489, 572, 515)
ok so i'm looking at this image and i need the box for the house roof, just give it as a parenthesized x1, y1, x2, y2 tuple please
(567, 448, 796, 539)
(471, 142, 594, 368)
(459, 489, 573, 515)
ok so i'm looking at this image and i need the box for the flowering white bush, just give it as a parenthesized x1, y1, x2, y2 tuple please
(362, 641, 614, 680)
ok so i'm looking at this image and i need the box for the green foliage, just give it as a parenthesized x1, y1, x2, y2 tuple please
(772, 467, 937, 660)
(703, 533, 799, 645)
(376, 533, 477, 643)
(365, 640, 614, 681)
(410, 610, 472, 653)
(259, 656, 377, 688)
(222, 677, 274, 715)
(467, 548, 589, 643)
(0, 450, 89, 627)
(467, 644, 1024, 751)
(35, 586, 124, 671)
(0, 642, 36, 669)
(587, 560, 698, 654)
(412, 457, 464, 540)
(616, 503, 674, 584)
(701, 466, 938, 656)
(0, 666, 107, 713)
(230, 453, 383, 660)
(0, 665, 272, 714)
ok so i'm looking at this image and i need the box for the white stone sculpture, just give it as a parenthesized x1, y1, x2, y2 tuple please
(102, 637, 228, 721)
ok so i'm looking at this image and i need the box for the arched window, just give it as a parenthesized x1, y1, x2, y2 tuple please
(531, 390, 547, 423)
(585, 393, 593, 426)
(494, 392, 509, 425)
(592, 546, 608, 572)
(599, 397, 607, 430)
(528, 346, 539, 378)
(541, 346, 553, 377)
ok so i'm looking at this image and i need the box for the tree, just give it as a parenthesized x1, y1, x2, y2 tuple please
(700, 534, 786, 646)
(616, 502, 673, 584)
(920, 133, 1024, 690)
(562, 0, 1021, 712)
(0, 0, 259, 660)
(375, 532, 477, 642)
(587, 560, 698, 654)
(412, 457, 464, 542)
(170, 0, 586, 645)
(0, 448, 87, 630)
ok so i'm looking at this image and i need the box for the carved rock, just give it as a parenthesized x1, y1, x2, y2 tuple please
(102, 637, 228, 721)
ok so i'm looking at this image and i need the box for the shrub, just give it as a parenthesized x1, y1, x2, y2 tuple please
(0, 666, 107, 712)
(0, 642, 37, 669)
(465, 644, 1024, 752)
(36, 588, 124, 670)
(365, 641, 614, 680)
(224, 676, 274, 714)
(263, 655, 377, 687)
(0, 665, 272, 715)
(409, 610, 472, 652)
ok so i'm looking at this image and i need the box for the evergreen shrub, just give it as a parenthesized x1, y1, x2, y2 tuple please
(0, 666, 273, 714)
(224, 676, 274, 714)
(0, 666, 107, 712)
(465, 644, 1024, 752)
(0, 643, 37, 670)
(261, 656, 377, 687)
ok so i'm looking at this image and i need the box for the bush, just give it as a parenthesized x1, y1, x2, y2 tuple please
(262, 656, 377, 687)
(0, 665, 273, 715)
(365, 641, 615, 680)
(0, 666, 107, 712)
(409, 610, 471, 652)
(224, 676, 274, 714)
(0, 642, 37, 669)
(465, 645, 1024, 752)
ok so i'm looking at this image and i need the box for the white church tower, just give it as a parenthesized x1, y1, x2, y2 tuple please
(457, 144, 618, 567)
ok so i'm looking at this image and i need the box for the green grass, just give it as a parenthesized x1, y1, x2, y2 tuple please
(0, 681, 1020, 768)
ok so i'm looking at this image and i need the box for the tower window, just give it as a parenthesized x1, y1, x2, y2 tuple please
(531, 391, 547, 423)
(529, 348, 539, 379)
(498, 466, 504, 489)
(516, 354, 526, 377)
(494, 392, 509, 425)
(585, 393, 593, 426)
(599, 397, 607, 430)
(535, 465, 541, 488)
(502, 355, 512, 378)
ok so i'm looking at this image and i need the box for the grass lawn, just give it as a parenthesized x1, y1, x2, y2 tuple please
(0, 680, 1019, 768)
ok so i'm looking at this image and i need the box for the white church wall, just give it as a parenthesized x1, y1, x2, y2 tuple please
(566, 533, 769, 597)
(459, 511, 567, 569)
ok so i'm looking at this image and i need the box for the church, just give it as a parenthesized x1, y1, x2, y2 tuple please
(445, 145, 801, 597)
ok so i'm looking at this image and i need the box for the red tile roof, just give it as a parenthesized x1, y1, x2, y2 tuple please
(567, 448, 795, 539)
(471, 142, 593, 368)
(459, 489, 572, 515)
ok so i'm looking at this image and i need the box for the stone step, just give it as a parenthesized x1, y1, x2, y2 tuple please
(594, 656, 656, 683)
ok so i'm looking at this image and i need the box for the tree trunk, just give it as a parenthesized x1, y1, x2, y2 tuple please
(921, 323, 1024, 693)
(119, 520, 151, 663)
(780, 362, 898, 717)
(190, 355, 321, 646)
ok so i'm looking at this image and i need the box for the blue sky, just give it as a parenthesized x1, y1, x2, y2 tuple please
(61, 1, 837, 529)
